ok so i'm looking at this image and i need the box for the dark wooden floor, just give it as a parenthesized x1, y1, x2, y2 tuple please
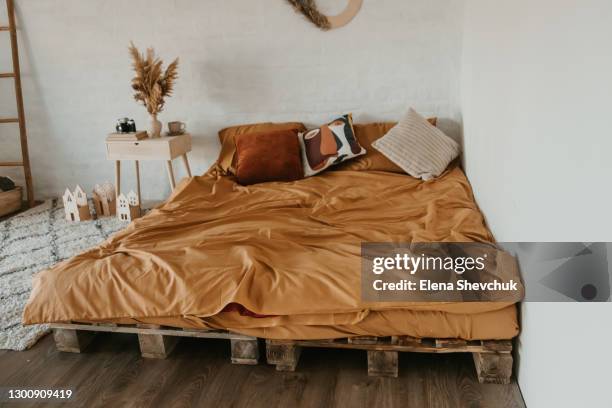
(0, 333, 525, 408)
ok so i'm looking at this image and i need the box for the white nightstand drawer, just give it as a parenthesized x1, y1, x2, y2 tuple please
(106, 134, 191, 161)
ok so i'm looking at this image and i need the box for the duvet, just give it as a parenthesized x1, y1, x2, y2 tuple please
(23, 164, 520, 340)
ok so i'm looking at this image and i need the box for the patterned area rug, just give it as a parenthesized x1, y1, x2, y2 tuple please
(0, 199, 125, 351)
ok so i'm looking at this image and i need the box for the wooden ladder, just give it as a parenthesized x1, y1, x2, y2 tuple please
(1, 0, 33, 207)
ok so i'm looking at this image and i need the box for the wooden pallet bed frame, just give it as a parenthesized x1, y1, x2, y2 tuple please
(266, 336, 513, 384)
(49, 323, 260, 364)
(50, 323, 512, 384)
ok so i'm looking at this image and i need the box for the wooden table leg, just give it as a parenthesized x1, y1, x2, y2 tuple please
(181, 154, 192, 177)
(166, 161, 176, 190)
(134, 160, 141, 204)
(115, 160, 121, 198)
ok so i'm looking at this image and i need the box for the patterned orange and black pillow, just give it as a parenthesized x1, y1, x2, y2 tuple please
(297, 114, 365, 176)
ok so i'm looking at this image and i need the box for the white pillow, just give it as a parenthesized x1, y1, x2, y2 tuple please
(372, 108, 460, 180)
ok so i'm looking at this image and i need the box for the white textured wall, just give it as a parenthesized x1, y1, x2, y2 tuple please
(0, 0, 464, 200)
(462, 1, 612, 406)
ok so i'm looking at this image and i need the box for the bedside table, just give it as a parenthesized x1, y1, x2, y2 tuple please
(105, 134, 192, 202)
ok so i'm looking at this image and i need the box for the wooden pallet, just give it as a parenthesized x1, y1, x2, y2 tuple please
(49, 322, 260, 364)
(266, 335, 513, 384)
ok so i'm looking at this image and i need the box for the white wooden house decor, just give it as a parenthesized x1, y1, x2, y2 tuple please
(93, 182, 116, 217)
(117, 190, 141, 222)
(62, 185, 92, 222)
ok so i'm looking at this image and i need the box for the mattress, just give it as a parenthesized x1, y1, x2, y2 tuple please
(23, 164, 519, 340)
(90, 306, 518, 340)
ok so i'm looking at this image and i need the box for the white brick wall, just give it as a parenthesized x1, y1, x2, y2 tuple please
(0, 0, 464, 199)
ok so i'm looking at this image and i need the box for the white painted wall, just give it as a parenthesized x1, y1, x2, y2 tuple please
(0, 0, 464, 200)
(462, 1, 612, 406)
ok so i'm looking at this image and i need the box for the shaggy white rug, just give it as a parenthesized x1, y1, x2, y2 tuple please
(0, 199, 125, 351)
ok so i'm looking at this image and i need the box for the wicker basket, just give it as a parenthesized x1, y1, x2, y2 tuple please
(0, 186, 22, 217)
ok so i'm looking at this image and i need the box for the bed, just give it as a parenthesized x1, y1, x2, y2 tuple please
(23, 162, 518, 340)
(22, 121, 520, 382)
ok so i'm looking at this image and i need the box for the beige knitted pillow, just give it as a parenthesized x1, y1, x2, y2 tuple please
(372, 108, 460, 180)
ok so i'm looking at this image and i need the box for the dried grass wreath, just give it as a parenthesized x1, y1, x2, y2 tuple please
(286, 0, 362, 30)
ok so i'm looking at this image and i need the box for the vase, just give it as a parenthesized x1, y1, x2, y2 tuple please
(149, 115, 162, 138)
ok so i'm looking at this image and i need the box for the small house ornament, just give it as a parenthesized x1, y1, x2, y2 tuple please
(92, 182, 116, 217)
(117, 190, 141, 222)
(62, 185, 92, 222)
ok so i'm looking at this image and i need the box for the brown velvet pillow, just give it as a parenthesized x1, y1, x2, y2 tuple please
(217, 122, 306, 174)
(334, 118, 437, 173)
(235, 129, 303, 185)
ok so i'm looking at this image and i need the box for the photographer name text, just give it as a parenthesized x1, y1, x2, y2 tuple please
(372, 279, 519, 292)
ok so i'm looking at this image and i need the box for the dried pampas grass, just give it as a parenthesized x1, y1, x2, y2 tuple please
(128, 43, 179, 117)
(286, 0, 331, 30)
